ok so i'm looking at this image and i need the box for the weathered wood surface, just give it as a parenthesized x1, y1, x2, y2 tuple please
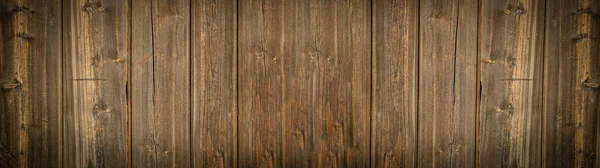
(132, 0, 191, 167)
(479, 0, 546, 167)
(1, 0, 600, 167)
(0, 0, 61, 167)
(62, 0, 129, 167)
(543, 0, 600, 167)
(191, 0, 237, 167)
(418, 0, 478, 167)
(372, 0, 418, 167)
(238, 0, 370, 167)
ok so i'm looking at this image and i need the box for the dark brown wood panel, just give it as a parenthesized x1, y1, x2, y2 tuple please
(543, 0, 600, 167)
(418, 0, 478, 167)
(372, 0, 418, 167)
(132, 0, 191, 167)
(62, 0, 129, 167)
(0, 0, 61, 167)
(191, 0, 237, 167)
(238, 0, 371, 167)
(479, 0, 545, 167)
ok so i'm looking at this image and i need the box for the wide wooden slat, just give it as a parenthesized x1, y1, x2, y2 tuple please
(238, 0, 371, 167)
(0, 0, 61, 167)
(479, 0, 545, 167)
(418, 0, 477, 167)
(191, 0, 237, 167)
(62, 0, 129, 167)
(132, 0, 191, 167)
(543, 0, 599, 167)
(371, 0, 418, 167)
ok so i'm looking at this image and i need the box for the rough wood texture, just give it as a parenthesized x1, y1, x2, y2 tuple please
(62, 0, 129, 167)
(418, 0, 478, 167)
(479, 0, 545, 167)
(132, 0, 191, 167)
(372, 0, 418, 167)
(191, 0, 237, 167)
(0, 0, 61, 167)
(238, 0, 371, 167)
(543, 0, 600, 167)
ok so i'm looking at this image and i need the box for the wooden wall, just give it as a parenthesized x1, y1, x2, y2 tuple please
(0, 0, 598, 167)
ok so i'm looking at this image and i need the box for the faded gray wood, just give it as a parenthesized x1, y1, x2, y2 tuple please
(418, 0, 478, 167)
(62, 0, 129, 167)
(191, 0, 237, 167)
(372, 0, 418, 167)
(543, 0, 600, 167)
(132, 0, 191, 167)
(0, 0, 61, 167)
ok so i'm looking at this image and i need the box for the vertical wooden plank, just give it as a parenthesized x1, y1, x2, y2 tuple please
(0, 0, 61, 167)
(543, 0, 599, 167)
(418, 0, 478, 167)
(132, 0, 190, 167)
(479, 0, 545, 167)
(62, 0, 130, 167)
(371, 0, 418, 167)
(239, 0, 371, 167)
(191, 0, 237, 167)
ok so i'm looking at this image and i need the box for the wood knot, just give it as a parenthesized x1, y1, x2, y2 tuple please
(502, 9, 511, 15)
(98, 7, 106, 12)
(583, 80, 599, 88)
(515, 9, 526, 15)
(573, 33, 589, 41)
(2, 80, 21, 89)
(17, 33, 33, 40)
(6, 4, 34, 14)
(571, 8, 593, 15)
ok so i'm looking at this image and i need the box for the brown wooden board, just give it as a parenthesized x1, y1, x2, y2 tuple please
(0, 0, 61, 167)
(479, 0, 545, 167)
(478, 0, 546, 167)
(418, 0, 478, 167)
(191, 0, 237, 167)
(371, 0, 418, 167)
(238, 0, 371, 167)
(543, 0, 600, 167)
(132, 0, 191, 167)
(62, 0, 130, 167)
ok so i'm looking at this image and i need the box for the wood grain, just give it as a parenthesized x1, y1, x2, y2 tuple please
(371, 0, 418, 167)
(132, 0, 191, 167)
(543, 0, 600, 167)
(62, 0, 130, 167)
(418, 0, 478, 167)
(238, 0, 371, 167)
(0, 0, 61, 167)
(479, 0, 545, 167)
(191, 0, 237, 167)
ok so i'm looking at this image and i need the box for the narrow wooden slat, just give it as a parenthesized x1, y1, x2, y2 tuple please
(132, 0, 191, 167)
(371, 0, 418, 167)
(418, 0, 477, 167)
(0, 0, 61, 167)
(62, 0, 130, 167)
(191, 0, 237, 167)
(479, 0, 545, 167)
(543, 0, 599, 167)
(239, 0, 371, 167)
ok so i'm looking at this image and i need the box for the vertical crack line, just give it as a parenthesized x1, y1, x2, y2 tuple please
(450, 0, 461, 165)
(539, 0, 547, 167)
(475, 0, 481, 166)
(150, 0, 159, 166)
(128, 0, 133, 167)
(415, 0, 421, 167)
(235, 0, 240, 167)
(369, 0, 374, 167)
(189, 0, 193, 166)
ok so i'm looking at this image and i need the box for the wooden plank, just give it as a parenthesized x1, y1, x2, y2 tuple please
(132, 0, 191, 167)
(62, 0, 130, 167)
(238, 0, 371, 167)
(371, 0, 418, 167)
(418, 0, 478, 167)
(191, 0, 237, 167)
(478, 0, 545, 167)
(543, 0, 599, 167)
(0, 0, 61, 167)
